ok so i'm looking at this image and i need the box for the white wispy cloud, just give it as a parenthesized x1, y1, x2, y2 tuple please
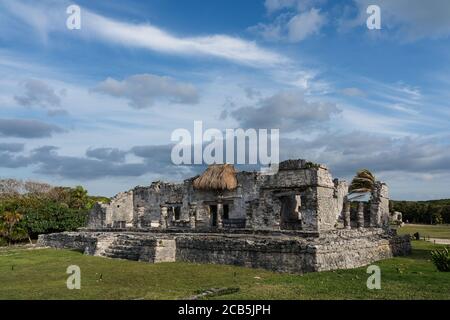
(250, 6, 326, 43)
(1, 0, 287, 67)
(286, 8, 326, 42)
(86, 11, 287, 66)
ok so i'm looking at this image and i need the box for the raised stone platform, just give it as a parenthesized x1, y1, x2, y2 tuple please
(37, 229, 411, 274)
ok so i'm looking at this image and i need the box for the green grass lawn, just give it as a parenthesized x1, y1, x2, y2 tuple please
(0, 241, 449, 300)
(396, 224, 450, 239)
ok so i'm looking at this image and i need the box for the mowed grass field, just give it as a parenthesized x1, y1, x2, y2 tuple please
(1, 240, 449, 300)
(396, 224, 450, 239)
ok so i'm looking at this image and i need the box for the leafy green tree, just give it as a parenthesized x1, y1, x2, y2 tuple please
(441, 206, 450, 224)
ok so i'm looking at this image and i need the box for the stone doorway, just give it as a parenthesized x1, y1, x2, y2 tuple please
(174, 206, 181, 220)
(210, 205, 218, 227)
(167, 205, 182, 225)
(279, 194, 302, 230)
(223, 204, 229, 220)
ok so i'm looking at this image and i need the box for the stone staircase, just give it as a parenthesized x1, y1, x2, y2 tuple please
(97, 234, 176, 263)
(101, 235, 152, 261)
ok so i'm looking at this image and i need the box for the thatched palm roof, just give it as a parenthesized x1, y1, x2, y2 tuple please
(193, 164, 238, 191)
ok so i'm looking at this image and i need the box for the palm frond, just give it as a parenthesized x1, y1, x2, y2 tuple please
(349, 169, 376, 194)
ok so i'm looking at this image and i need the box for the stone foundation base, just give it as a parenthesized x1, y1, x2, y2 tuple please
(37, 229, 411, 273)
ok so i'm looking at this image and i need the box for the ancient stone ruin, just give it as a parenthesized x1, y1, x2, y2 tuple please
(38, 159, 411, 273)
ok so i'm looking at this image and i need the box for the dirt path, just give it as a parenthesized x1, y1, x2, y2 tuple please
(426, 238, 450, 245)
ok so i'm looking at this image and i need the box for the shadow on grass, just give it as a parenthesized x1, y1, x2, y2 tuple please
(410, 248, 433, 260)
(408, 240, 449, 261)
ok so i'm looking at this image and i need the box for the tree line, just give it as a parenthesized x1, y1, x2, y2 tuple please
(390, 199, 450, 225)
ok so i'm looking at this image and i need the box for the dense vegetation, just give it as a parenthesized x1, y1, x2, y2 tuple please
(390, 199, 450, 224)
(0, 179, 105, 245)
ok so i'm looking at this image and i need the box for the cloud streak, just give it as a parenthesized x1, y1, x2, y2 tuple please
(0, 143, 25, 153)
(84, 10, 287, 66)
(86, 147, 127, 163)
(0, 118, 64, 138)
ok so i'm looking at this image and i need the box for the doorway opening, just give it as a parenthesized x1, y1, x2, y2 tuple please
(223, 204, 229, 220)
(210, 205, 218, 227)
(174, 206, 181, 220)
(280, 194, 302, 230)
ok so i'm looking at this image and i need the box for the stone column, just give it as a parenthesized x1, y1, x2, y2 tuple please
(245, 202, 253, 229)
(135, 206, 145, 228)
(344, 200, 351, 229)
(370, 182, 390, 228)
(159, 205, 168, 229)
(168, 207, 175, 227)
(189, 203, 197, 229)
(357, 202, 365, 229)
(217, 201, 223, 229)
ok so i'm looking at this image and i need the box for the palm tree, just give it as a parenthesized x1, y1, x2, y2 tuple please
(349, 169, 376, 195)
(345, 170, 377, 228)
(0, 211, 24, 245)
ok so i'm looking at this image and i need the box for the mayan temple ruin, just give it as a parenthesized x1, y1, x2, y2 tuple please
(38, 159, 411, 273)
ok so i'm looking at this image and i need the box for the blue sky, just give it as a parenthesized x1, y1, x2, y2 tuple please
(1, 0, 450, 200)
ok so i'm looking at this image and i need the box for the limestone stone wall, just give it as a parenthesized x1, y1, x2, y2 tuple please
(37, 232, 99, 254)
(370, 183, 390, 228)
(333, 179, 348, 223)
(175, 235, 317, 273)
(313, 230, 411, 271)
(133, 182, 184, 227)
(315, 168, 345, 232)
(104, 191, 134, 227)
(175, 230, 411, 273)
(38, 229, 411, 274)
(246, 164, 343, 232)
(232, 172, 261, 220)
(252, 189, 282, 230)
(316, 186, 337, 231)
(87, 203, 107, 228)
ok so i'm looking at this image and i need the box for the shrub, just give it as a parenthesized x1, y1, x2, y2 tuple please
(20, 201, 88, 237)
(430, 247, 450, 272)
(0, 237, 8, 246)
